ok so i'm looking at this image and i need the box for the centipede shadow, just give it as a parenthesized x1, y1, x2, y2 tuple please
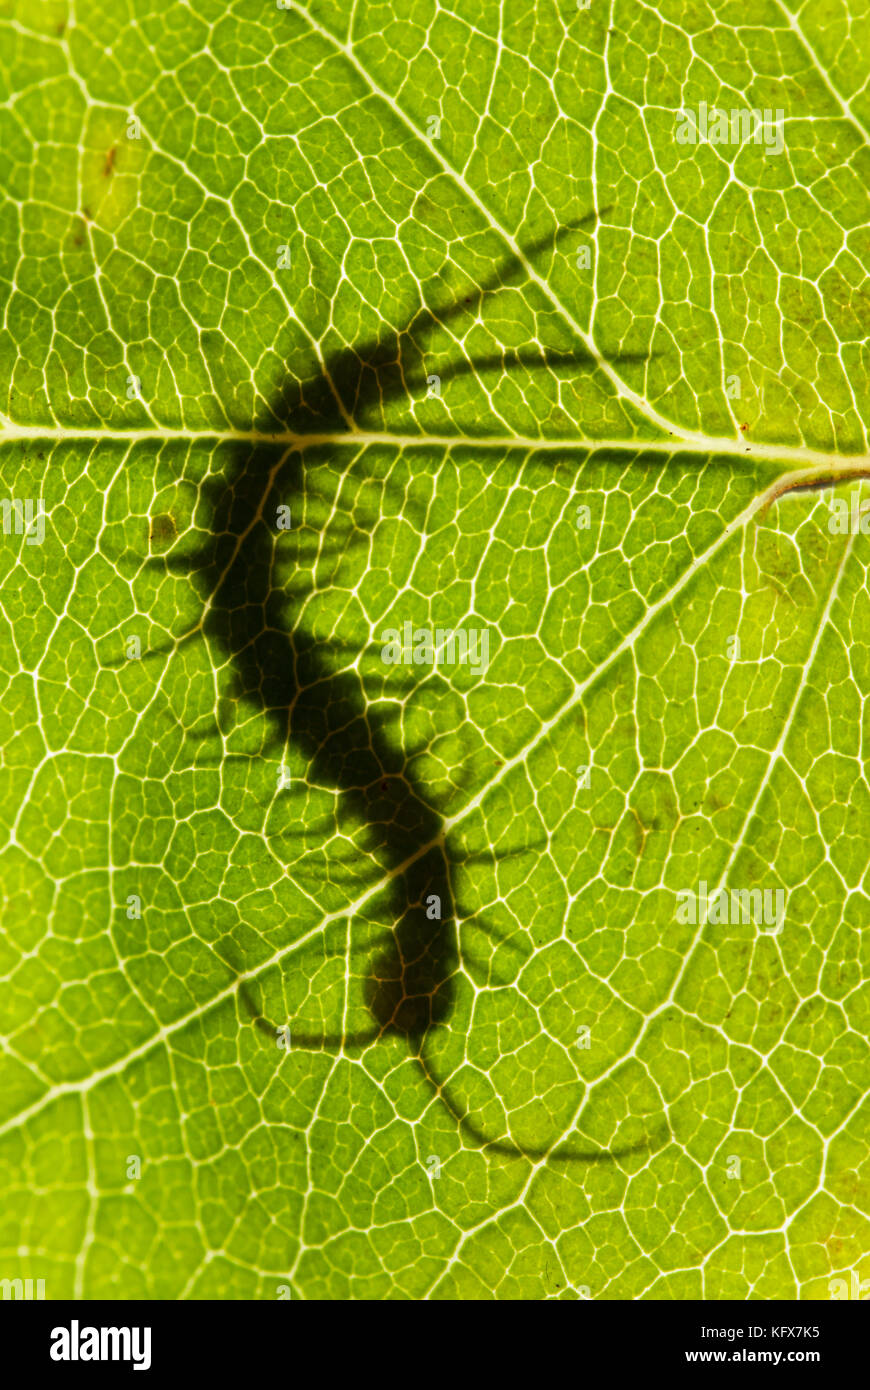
(155, 220, 669, 1160)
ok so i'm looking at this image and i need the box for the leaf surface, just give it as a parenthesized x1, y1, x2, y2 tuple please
(0, 0, 868, 1300)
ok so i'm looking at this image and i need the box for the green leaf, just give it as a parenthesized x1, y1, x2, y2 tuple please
(1, 0, 868, 1301)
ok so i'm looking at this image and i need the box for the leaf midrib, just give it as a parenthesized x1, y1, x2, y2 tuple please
(3, 421, 870, 474)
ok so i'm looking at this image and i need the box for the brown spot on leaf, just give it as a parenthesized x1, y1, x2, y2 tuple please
(103, 147, 117, 177)
(149, 513, 176, 543)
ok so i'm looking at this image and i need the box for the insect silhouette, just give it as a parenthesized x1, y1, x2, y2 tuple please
(147, 219, 669, 1162)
